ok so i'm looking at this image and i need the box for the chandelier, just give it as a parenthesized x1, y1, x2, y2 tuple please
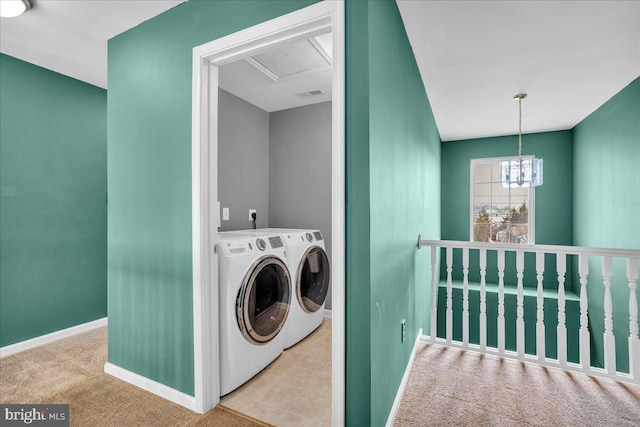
(500, 94, 543, 188)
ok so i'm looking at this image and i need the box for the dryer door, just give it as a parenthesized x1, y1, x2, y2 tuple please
(297, 246, 330, 313)
(237, 256, 291, 344)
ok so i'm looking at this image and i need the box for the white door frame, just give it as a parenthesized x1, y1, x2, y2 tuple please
(191, 1, 345, 424)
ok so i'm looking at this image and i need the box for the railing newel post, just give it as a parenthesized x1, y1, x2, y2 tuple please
(498, 250, 506, 355)
(556, 253, 567, 367)
(627, 257, 639, 380)
(446, 247, 453, 345)
(430, 246, 437, 343)
(462, 247, 470, 347)
(536, 251, 546, 361)
(516, 251, 525, 359)
(480, 249, 487, 351)
(579, 254, 591, 371)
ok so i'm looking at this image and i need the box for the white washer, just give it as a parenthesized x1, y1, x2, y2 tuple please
(232, 228, 330, 348)
(217, 231, 292, 395)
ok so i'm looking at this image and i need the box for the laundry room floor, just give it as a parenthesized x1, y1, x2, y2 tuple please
(220, 318, 332, 427)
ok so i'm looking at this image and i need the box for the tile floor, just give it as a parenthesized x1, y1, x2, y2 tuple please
(220, 318, 332, 427)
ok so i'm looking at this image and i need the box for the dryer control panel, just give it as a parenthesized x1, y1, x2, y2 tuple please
(218, 235, 284, 258)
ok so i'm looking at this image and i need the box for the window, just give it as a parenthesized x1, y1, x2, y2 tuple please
(470, 157, 534, 244)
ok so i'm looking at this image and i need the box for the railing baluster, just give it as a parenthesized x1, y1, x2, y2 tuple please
(479, 249, 487, 351)
(430, 246, 437, 343)
(627, 257, 639, 380)
(417, 237, 640, 385)
(446, 247, 453, 344)
(462, 248, 469, 347)
(579, 254, 591, 370)
(602, 256, 616, 374)
(536, 252, 545, 361)
(516, 251, 525, 358)
(498, 250, 506, 355)
(556, 253, 567, 367)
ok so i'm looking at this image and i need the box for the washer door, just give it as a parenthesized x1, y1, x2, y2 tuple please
(297, 246, 331, 313)
(236, 256, 291, 345)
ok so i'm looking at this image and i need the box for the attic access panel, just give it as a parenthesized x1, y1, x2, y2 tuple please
(247, 36, 332, 82)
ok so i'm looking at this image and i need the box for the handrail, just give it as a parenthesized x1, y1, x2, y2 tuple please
(417, 235, 640, 258)
(417, 234, 640, 385)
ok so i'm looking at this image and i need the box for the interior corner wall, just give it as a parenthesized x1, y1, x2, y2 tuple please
(572, 76, 640, 373)
(107, 0, 319, 397)
(367, 1, 441, 424)
(268, 101, 333, 308)
(345, 0, 372, 424)
(218, 89, 270, 232)
(0, 54, 107, 347)
(440, 131, 573, 287)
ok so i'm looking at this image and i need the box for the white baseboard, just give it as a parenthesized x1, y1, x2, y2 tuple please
(104, 362, 197, 412)
(386, 328, 423, 427)
(0, 317, 108, 358)
(324, 308, 332, 318)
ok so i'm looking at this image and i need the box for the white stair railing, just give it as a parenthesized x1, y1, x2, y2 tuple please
(417, 236, 640, 385)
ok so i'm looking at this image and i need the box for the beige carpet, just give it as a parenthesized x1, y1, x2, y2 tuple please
(0, 327, 271, 427)
(395, 343, 640, 426)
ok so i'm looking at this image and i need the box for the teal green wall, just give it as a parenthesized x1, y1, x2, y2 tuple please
(0, 54, 107, 347)
(439, 131, 574, 357)
(345, 0, 372, 424)
(573, 76, 640, 373)
(344, 1, 441, 424)
(107, 0, 318, 396)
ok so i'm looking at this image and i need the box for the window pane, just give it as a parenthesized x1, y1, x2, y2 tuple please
(473, 163, 493, 184)
(474, 183, 492, 198)
(470, 159, 533, 244)
(473, 223, 491, 243)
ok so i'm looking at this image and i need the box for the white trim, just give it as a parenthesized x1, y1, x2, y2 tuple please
(191, 2, 345, 422)
(0, 317, 107, 358)
(329, 3, 345, 425)
(469, 156, 536, 245)
(324, 308, 332, 318)
(386, 328, 423, 427)
(104, 362, 196, 411)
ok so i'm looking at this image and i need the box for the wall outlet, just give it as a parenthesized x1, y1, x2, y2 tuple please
(249, 209, 257, 221)
(222, 207, 229, 221)
(401, 319, 406, 343)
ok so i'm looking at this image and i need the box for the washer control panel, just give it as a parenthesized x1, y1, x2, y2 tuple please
(256, 238, 266, 251)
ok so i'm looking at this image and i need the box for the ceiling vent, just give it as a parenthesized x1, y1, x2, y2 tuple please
(297, 89, 325, 97)
(245, 34, 333, 83)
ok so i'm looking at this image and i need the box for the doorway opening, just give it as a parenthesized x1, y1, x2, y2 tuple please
(191, 2, 344, 425)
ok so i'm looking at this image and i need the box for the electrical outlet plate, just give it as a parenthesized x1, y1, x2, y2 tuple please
(249, 209, 256, 221)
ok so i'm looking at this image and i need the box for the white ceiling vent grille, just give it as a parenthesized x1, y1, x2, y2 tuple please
(297, 89, 324, 97)
(245, 35, 332, 82)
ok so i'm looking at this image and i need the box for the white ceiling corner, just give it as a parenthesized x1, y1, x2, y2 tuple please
(0, 0, 187, 89)
(396, 0, 640, 141)
(1, 1, 638, 138)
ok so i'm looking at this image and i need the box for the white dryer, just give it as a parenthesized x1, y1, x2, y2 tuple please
(233, 228, 330, 348)
(217, 231, 292, 395)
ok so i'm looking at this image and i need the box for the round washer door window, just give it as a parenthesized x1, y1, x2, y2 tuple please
(297, 246, 330, 313)
(237, 256, 291, 344)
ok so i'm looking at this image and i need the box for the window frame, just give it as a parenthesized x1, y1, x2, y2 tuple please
(469, 156, 536, 244)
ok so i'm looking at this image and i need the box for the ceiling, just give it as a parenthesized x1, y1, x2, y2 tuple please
(219, 33, 333, 112)
(397, 0, 640, 141)
(0, 0, 186, 89)
(1, 1, 639, 139)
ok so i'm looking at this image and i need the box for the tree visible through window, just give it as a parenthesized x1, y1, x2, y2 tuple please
(471, 158, 534, 244)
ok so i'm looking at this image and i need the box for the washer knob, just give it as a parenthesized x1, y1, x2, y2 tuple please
(305, 233, 313, 242)
(256, 238, 266, 251)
